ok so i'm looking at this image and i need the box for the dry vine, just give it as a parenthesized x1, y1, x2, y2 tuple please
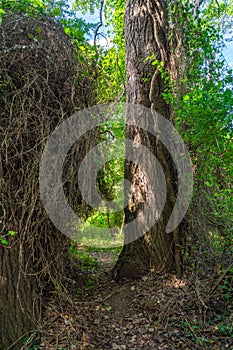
(0, 11, 95, 341)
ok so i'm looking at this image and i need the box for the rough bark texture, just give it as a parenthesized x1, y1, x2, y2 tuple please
(113, 0, 181, 280)
(0, 243, 38, 349)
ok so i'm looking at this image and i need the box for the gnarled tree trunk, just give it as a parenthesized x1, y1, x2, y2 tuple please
(113, 0, 182, 280)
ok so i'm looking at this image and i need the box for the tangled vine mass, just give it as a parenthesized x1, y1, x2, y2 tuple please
(0, 12, 95, 304)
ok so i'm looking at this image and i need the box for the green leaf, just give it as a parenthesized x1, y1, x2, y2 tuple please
(0, 237, 9, 245)
(36, 27, 41, 35)
(8, 230, 17, 236)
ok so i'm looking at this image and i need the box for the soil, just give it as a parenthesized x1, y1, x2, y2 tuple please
(37, 250, 232, 350)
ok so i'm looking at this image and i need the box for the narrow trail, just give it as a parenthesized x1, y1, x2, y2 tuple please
(39, 250, 232, 350)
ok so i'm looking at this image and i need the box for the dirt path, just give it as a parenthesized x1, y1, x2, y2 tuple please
(38, 251, 232, 350)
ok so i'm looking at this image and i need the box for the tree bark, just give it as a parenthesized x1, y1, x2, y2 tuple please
(113, 0, 182, 280)
(0, 243, 38, 349)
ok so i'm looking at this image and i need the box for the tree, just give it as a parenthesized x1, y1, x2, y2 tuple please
(112, 0, 233, 280)
(112, 0, 183, 280)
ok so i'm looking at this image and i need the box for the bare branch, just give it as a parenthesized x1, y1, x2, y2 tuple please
(94, 0, 105, 46)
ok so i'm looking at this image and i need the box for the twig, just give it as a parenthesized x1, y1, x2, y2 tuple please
(204, 263, 233, 304)
(7, 330, 37, 350)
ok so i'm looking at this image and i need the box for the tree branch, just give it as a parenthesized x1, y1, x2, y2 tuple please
(94, 0, 105, 46)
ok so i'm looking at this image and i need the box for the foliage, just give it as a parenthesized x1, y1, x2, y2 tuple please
(0, 0, 97, 44)
(98, 0, 126, 102)
(69, 244, 99, 270)
(23, 334, 40, 350)
(96, 45, 126, 103)
(73, 0, 126, 103)
(75, 219, 124, 247)
(73, 0, 101, 14)
(0, 0, 124, 102)
(73, 113, 126, 247)
(169, 1, 233, 241)
(0, 230, 17, 246)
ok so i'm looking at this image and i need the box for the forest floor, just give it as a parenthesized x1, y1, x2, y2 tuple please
(36, 247, 232, 350)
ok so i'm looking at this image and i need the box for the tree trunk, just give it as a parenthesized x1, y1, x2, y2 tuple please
(113, 0, 182, 280)
(0, 242, 38, 349)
